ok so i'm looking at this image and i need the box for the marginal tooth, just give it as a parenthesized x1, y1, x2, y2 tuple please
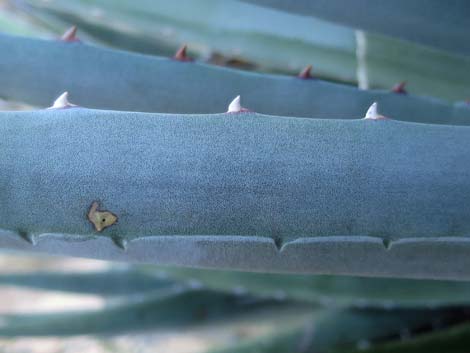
(18, 231, 36, 245)
(227, 95, 241, 112)
(47, 91, 77, 109)
(298, 65, 313, 79)
(226, 95, 249, 113)
(173, 44, 193, 61)
(112, 236, 128, 251)
(60, 25, 79, 42)
(363, 102, 388, 120)
(364, 102, 378, 119)
(392, 81, 407, 94)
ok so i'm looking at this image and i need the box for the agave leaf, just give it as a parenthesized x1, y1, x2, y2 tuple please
(308, 308, 469, 353)
(15, 0, 470, 100)
(1, 1, 99, 43)
(11, 0, 179, 58)
(6, 267, 470, 308)
(344, 322, 470, 353)
(207, 308, 469, 353)
(1, 109, 470, 279)
(206, 319, 313, 353)
(0, 33, 469, 124)
(363, 32, 470, 101)
(18, 0, 357, 80)
(0, 269, 177, 296)
(150, 267, 470, 308)
(0, 8, 51, 37)
(0, 287, 289, 336)
(241, 0, 470, 56)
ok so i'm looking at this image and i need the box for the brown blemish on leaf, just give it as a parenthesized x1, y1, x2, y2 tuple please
(87, 201, 118, 232)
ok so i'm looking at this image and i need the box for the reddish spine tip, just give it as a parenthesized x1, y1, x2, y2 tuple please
(60, 25, 79, 42)
(297, 65, 313, 79)
(392, 81, 407, 94)
(173, 44, 193, 62)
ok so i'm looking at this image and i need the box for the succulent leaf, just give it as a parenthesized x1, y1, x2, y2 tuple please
(150, 267, 470, 308)
(1, 108, 470, 279)
(0, 33, 469, 124)
(207, 308, 469, 353)
(0, 269, 177, 296)
(241, 0, 470, 56)
(13, 0, 470, 100)
(0, 288, 288, 336)
(345, 322, 470, 353)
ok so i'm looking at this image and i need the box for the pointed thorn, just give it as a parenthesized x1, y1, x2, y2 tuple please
(298, 65, 313, 79)
(382, 238, 392, 250)
(60, 25, 79, 42)
(226, 95, 249, 113)
(112, 236, 128, 251)
(18, 230, 36, 245)
(173, 44, 193, 62)
(273, 236, 284, 251)
(363, 102, 389, 120)
(47, 91, 77, 109)
(227, 95, 241, 112)
(392, 81, 407, 94)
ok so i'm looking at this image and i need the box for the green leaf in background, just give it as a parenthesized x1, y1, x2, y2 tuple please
(0, 0, 97, 41)
(207, 307, 470, 353)
(241, 0, 470, 56)
(363, 32, 470, 102)
(0, 269, 177, 296)
(151, 267, 470, 309)
(8, 267, 470, 308)
(0, 33, 469, 124)
(15, 0, 357, 81)
(9, 0, 470, 100)
(0, 6, 50, 37)
(345, 322, 470, 353)
(0, 288, 291, 336)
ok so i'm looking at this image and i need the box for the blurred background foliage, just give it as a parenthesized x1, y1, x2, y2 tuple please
(1, 0, 470, 103)
(1, 1, 470, 352)
(4, 250, 470, 353)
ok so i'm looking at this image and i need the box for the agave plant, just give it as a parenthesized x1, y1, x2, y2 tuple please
(0, 1, 470, 352)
